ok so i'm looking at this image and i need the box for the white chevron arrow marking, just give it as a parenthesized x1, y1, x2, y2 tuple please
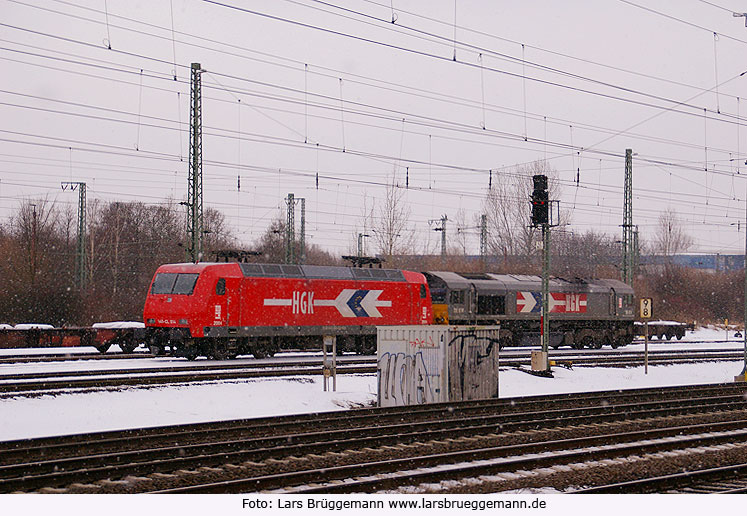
(313, 289, 357, 317)
(359, 290, 391, 318)
(517, 291, 537, 313)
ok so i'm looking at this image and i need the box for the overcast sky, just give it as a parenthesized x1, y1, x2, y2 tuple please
(4, 0, 747, 257)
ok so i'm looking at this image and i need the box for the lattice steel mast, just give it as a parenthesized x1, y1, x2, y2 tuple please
(286, 193, 295, 264)
(61, 181, 87, 288)
(430, 215, 448, 257)
(622, 149, 634, 286)
(187, 62, 203, 263)
(299, 197, 306, 264)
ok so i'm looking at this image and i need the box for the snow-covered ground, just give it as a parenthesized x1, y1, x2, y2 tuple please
(0, 326, 745, 442)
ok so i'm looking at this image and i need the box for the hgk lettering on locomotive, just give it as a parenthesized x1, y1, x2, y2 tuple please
(292, 291, 314, 314)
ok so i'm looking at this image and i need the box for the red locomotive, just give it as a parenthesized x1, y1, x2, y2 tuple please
(143, 262, 432, 359)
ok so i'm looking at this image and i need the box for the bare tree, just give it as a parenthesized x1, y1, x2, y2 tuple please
(0, 198, 81, 325)
(452, 208, 471, 256)
(203, 207, 236, 256)
(254, 217, 286, 263)
(482, 160, 567, 267)
(553, 229, 621, 278)
(254, 217, 339, 265)
(653, 208, 693, 257)
(373, 177, 416, 261)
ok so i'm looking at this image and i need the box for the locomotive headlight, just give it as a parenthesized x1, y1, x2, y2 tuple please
(147, 319, 155, 324)
(179, 319, 189, 325)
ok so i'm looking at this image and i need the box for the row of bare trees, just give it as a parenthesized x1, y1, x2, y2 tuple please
(0, 160, 733, 326)
(0, 194, 347, 326)
(0, 198, 235, 325)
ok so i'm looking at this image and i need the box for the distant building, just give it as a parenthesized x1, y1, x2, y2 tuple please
(639, 254, 745, 272)
(382, 253, 747, 273)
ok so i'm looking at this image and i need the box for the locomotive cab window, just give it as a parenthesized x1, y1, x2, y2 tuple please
(450, 290, 465, 305)
(420, 284, 427, 299)
(477, 295, 505, 315)
(151, 273, 177, 295)
(216, 278, 226, 296)
(429, 288, 447, 303)
(151, 273, 199, 295)
(172, 274, 199, 295)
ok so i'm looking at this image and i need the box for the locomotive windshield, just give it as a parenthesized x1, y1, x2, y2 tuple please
(430, 289, 447, 303)
(151, 273, 199, 295)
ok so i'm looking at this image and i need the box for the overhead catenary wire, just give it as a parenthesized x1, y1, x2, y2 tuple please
(3, 25, 747, 162)
(3, 77, 746, 199)
(4, 0, 747, 253)
(7, 0, 747, 182)
(27, 0, 747, 110)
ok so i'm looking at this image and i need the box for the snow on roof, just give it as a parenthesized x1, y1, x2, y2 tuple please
(13, 323, 55, 330)
(92, 322, 145, 329)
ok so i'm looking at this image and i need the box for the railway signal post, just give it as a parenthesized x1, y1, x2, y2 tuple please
(640, 297, 652, 374)
(531, 174, 557, 373)
(322, 335, 337, 391)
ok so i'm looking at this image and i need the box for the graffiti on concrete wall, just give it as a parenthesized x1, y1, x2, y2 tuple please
(447, 335, 500, 401)
(377, 349, 443, 406)
(377, 327, 500, 407)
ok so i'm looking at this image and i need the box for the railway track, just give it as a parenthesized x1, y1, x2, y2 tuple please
(0, 337, 736, 364)
(0, 352, 151, 364)
(2, 383, 747, 494)
(0, 348, 744, 395)
(577, 463, 747, 493)
(0, 360, 372, 395)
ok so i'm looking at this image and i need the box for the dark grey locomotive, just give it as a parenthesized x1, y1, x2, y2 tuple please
(424, 271, 635, 349)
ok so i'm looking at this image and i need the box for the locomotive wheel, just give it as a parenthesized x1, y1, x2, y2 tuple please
(355, 336, 376, 355)
(592, 338, 603, 349)
(253, 339, 277, 359)
(582, 336, 595, 349)
(184, 348, 199, 361)
(149, 343, 162, 356)
(210, 342, 230, 360)
(119, 342, 136, 354)
(96, 344, 112, 354)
